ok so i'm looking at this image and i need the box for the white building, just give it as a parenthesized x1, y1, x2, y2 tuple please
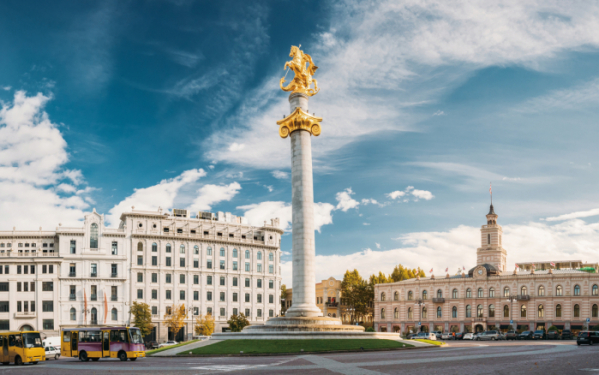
(0, 208, 283, 342)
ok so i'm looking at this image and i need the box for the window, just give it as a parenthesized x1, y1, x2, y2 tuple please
(393, 291, 399, 301)
(194, 246, 199, 255)
(574, 304, 580, 318)
(422, 290, 427, 300)
(269, 294, 274, 304)
(408, 307, 413, 319)
(437, 306, 442, 318)
(135, 272, 142, 282)
(245, 293, 250, 303)
(207, 307, 213, 316)
(257, 264, 263, 272)
(152, 243, 157, 252)
(180, 245, 185, 254)
(245, 262, 250, 272)
(166, 244, 171, 253)
(137, 289, 143, 299)
(166, 290, 172, 300)
(0, 283, 7, 292)
(111, 286, 117, 301)
(70, 263, 76, 276)
(180, 258, 185, 267)
(538, 286, 545, 297)
(42, 301, 54, 312)
(556, 304, 562, 317)
(194, 291, 199, 301)
(137, 242, 143, 252)
(166, 306, 172, 315)
(437, 289, 442, 298)
(521, 286, 527, 296)
(452, 306, 457, 318)
(112, 242, 118, 255)
(245, 250, 250, 259)
(593, 304, 598, 318)
(152, 256, 157, 266)
(207, 260, 212, 269)
(17, 266, 21, 274)
(487, 234, 490, 244)
(166, 257, 172, 267)
(220, 292, 225, 302)
(220, 308, 226, 317)
(166, 274, 172, 283)
(42, 282, 53, 292)
(593, 285, 599, 296)
(220, 276, 226, 286)
(381, 292, 386, 301)
(180, 291, 185, 300)
(504, 287, 510, 297)
(152, 290, 157, 299)
(466, 305, 471, 318)
(194, 259, 199, 268)
(42, 265, 47, 274)
(477, 304, 483, 318)
(194, 275, 199, 284)
(574, 285, 581, 296)
(466, 288, 472, 298)
(43, 320, 54, 330)
(269, 252, 273, 262)
(112, 308, 117, 321)
(234, 277, 238, 287)
(422, 307, 427, 319)
(48, 265, 53, 274)
(220, 260, 225, 270)
(152, 306, 157, 315)
(207, 247, 212, 255)
(478, 288, 483, 298)
(503, 305, 509, 318)
(180, 274, 185, 284)
(232, 261, 238, 271)
(257, 251, 262, 260)
(207, 292, 212, 301)
(489, 304, 495, 318)
(489, 288, 495, 298)
(537, 304, 544, 318)
(207, 275, 212, 285)
(408, 291, 413, 300)
(452, 289, 458, 299)
(90, 223, 98, 248)
(137, 256, 143, 266)
(556, 285, 563, 296)
(381, 308, 385, 319)
(520, 305, 526, 318)
(245, 278, 250, 287)
(70, 308, 76, 321)
(257, 279, 262, 288)
(220, 248, 225, 257)
(233, 249, 238, 258)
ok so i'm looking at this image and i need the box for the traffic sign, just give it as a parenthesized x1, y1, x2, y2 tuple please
(417, 322, 421, 326)
(587, 318, 591, 323)
(510, 320, 513, 324)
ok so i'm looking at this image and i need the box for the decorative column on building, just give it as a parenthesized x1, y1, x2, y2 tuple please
(323, 287, 328, 316)
(336, 289, 341, 318)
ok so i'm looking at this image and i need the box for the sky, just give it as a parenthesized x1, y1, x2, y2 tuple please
(1, 0, 599, 286)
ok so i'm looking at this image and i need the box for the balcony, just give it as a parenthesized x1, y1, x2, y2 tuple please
(111, 273, 118, 278)
(432, 298, 445, 303)
(90, 294, 97, 301)
(326, 302, 338, 307)
(90, 273, 97, 278)
(111, 295, 117, 301)
(517, 295, 530, 301)
(14, 312, 36, 319)
(69, 294, 76, 301)
(474, 317, 485, 322)
(90, 320, 98, 325)
(69, 272, 76, 277)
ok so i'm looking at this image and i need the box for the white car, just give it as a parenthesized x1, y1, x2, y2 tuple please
(440, 332, 452, 340)
(158, 340, 178, 348)
(44, 346, 60, 360)
(463, 333, 474, 340)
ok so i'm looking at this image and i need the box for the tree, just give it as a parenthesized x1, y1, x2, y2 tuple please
(341, 269, 373, 324)
(130, 302, 154, 338)
(369, 271, 391, 285)
(228, 313, 250, 332)
(195, 313, 215, 336)
(390, 264, 425, 282)
(164, 304, 186, 339)
(280, 284, 288, 315)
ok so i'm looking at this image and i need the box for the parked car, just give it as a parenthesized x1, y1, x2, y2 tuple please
(577, 331, 599, 346)
(157, 340, 178, 348)
(44, 346, 60, 360)
(433, 331, 443, 338)
(146, 341, 159, 349)
(561, 330, 573, 340)
(533, 330, 546, 340)
(455, 332, 464, 340)
(547, 330, 560, 340)
(440, 332, 452, 340)
(473, 332, 483, 340)
(477, 330, 503, 341)
(518, 331, 533, 340)
(463, 333, 474, 340)
(505, 330, 518, 340)
(406, 333, 418, 339)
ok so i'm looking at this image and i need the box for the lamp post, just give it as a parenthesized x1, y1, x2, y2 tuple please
(414, 299, 425, 332)
(280, 298, 286, 316)
(506, 295, 518, 331)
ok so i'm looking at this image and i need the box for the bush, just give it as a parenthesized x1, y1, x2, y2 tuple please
(547, 325, 559, 332)
(592, 324, 599, 331)
(365, 327, 375, 332)
(227, 313, 250, 332)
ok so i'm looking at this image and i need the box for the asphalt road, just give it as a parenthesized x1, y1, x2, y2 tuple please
(5, 340, 598, 374)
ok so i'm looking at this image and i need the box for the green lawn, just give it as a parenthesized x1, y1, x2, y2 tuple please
(146, 340, 200, 356)
(179, 339, 413, 355)
(414, 339, 444, 346)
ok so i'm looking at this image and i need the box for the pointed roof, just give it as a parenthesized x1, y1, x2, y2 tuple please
(487, 204, 496, 215)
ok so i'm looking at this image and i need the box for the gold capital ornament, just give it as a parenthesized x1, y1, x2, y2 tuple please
(278, 45, 322, 138)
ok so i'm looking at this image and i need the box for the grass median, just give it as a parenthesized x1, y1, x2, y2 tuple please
(146, 340, 200, 356)
(178, 339, 413, 356)
(413, 339, 444, 346)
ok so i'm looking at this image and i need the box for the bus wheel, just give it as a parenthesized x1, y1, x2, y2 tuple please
(1, 362, 8, 366)
(15, 356, 23, 366)
(118, 351, 128, 361)
(79, 351, 89, 362)
(130, 358, 137, 361)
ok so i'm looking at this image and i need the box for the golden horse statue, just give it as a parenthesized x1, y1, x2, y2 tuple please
(280, 45, 319, 96)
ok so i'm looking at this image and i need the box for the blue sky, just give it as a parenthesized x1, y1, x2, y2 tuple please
(1, 1, 599, 284)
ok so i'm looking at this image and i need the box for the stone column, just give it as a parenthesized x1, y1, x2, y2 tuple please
(285, 93, 322, 318)
(336, 290, 341, 318)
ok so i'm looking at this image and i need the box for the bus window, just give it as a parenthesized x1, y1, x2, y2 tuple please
(63, 333, 70, 342)
(15, 335, 23, 348)
(110, 330, 120, 342)
(8, 335, 15, 347)
(129, 329, 143, 344)
(23, 333, 42, 348)
(119, 330, 127, 343)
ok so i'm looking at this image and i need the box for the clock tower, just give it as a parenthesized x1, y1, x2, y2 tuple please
(476, 204, 507, 273)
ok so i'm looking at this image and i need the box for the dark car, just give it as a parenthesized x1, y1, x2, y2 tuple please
(561, 329, 573, 340)
(533, 330, 546, 340)
(547, 330, 560, 340)
(146, 341, 159, 349)
(455, 332, 464, 340)
(505, 330, 517, 340)
(518, 331, 533, 340)
(577, 331, 599, 346)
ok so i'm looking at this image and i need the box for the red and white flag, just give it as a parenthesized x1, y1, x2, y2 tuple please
(462, 266, 465, 270)
(550, 262, 556, 267)
(445, 267, 448, 272)
(490, 182, 492, 196)
(515, 263, 519, 269)
(532, 264, 536, 270)
(430, 268, 433, 273)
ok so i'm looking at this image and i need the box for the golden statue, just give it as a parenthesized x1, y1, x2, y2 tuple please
(280, 45, 319, 96)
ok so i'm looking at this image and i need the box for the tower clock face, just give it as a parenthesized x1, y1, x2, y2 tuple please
(478, 269, 483, 275)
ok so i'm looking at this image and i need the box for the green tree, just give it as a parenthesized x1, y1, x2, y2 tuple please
(164, 304, 186, 339)
(280, 284, 288, 315)
(130, 302, 154, 338)
(228, 313, 250, 332)
(195, 313, 215, 336)
(369, 271, 391, 285)
(341, 269, 373, 324)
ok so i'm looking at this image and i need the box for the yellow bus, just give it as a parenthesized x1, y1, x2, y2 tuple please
(61, 327, 146, 361)
(0, 331, 45, 365)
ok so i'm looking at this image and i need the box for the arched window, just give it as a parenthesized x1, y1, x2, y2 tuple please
(538, 304, 544, 318)
(245, 250, 250, 259)
(466, 288, 472, 298)
(556, 285, 563, 296)
(112, 308, 117, 321)
(466, 305, 472, 318)
(269, 253, 273, 261)
(452, 289, 458, 299)
(166, 243, 172, 253)
(503, 305, 509, 318)
(489, 288, 495, 298)
(137, 242, 143, 252)
(257, 251, 262, 260)
(380, 292, 386, 301)
(70, 308, 76, 321)
(394, 308, 398, 319)
(538, 285, 545, 296)
(489, 304, 495, 318)
(408, 291, 413, 301)
(437, 289, 443, 298)
(478, 288, 483, 298)
(206, 246, 212, 255)
(452, 306, 457, 318)
(91, 307, 97, 323)
(504, 287, 510, 297)
(90, 223, 98, 248)
(574, 304, 580, 318)
(477, 304, 483, 318)
(180, 245, 185, 254)
(152, 243, 157, 252)
(220, 248, 225, 257)
(422, 290, 427, 300)
(194, 245, 199, 255)
(422, 307, 427, 319)
(593, 304, 598, 318)
(437, 306, 442, 318)
(574, 285, 581, 296)
(233, 249, 238, 258)
(520, 286, 527, 295)
(520, 305, 526, 318)
(381, 308, 385, 319)
(556, 304, 562, 317)
(408, 307, 413, 319)
(593, 285, 599, 296)
(394, 291, 399, 301)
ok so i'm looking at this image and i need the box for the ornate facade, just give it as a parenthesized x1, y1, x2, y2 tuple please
(374, 205, 599, 335)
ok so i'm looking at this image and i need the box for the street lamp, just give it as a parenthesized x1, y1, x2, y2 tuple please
(506, 295, 518, 331)
(280, 297, 286, 316)
(414, 299, 425, 332)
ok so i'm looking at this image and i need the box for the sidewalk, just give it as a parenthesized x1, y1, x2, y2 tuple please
(151, 339, 222, 357)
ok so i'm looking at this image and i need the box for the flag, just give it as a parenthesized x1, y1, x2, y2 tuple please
(489, 182, 492, 196)
(84, 289, 88, 323)
(532, 264, 536, 270)
(430, 268, 433, 273)
(550, 262, 555, 267)
(104, 290, 108, 324)
(462, 266, 465, 270)
(445, 267, 448, 272)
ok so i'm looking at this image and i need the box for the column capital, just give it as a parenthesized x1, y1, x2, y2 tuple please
(277, 107, 322, 138)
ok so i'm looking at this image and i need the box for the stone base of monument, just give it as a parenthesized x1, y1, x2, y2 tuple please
(211, 317, 400, 340)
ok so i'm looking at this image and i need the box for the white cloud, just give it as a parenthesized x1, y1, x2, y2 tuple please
(189, 182, 241, 213)
(387, 191, 406, 200)
(545, 208, 599, 222)
(336, 188, 360, 212)
(387, 186, 434, 201)
(361, 198, 380, 206)
(517, 78, 599, 113)
(363, 223, 370, 226)
(264, 185, 273, 192)
(238, 201, 335, 233)
(271, 170, 289, 179)
(106, 169, 206, 226)
(432, 110, 445, 116)
(411, 189, 434, 201)
(228, 143, 245, 152)
(375, 242, 381, 249)
(56, 184, 77, 194)
(2, 86, 10, 91)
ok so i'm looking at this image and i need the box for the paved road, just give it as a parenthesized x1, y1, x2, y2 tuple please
(5, 341, 598, 374)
